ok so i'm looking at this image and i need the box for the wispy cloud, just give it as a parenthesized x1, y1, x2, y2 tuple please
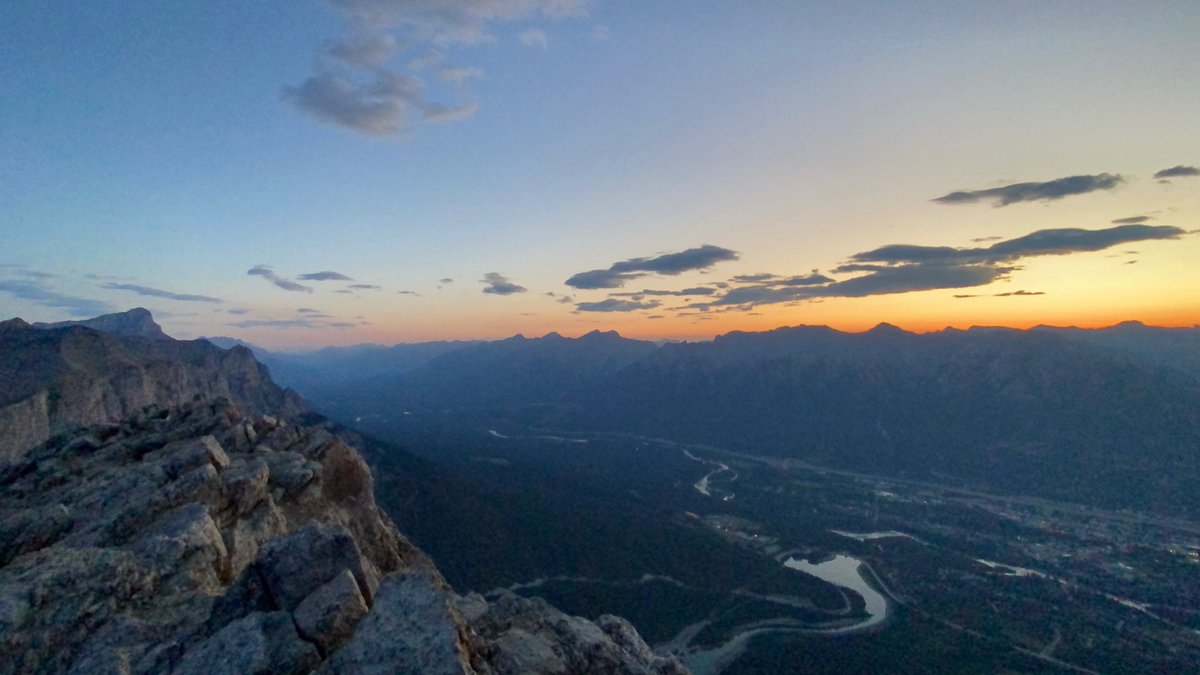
(933, 173, 1122, 207)
(576, 299, 660, 312)
(229, 316, 355, 330)
(519, 28, 547, 48)
(481, 272, 527, 295)
(299, 270, 354, 281)
(100, 283, 222, 303)
(566, 244, 739, 289)
(247, 265, 314, 293)
(348, 283, 381, 290)
(287, 0, 587, 138)
(0, 279, 113, 317)
(438, 66, 483, 82)
(955, 290, 1045, 298)
(611, 287, 717, 298)
(1111, 215, 1151, 224)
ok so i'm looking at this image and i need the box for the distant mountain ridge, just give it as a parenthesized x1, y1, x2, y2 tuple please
(296, 321, 1200, 516)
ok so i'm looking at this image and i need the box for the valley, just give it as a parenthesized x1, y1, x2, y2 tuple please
(337, 409, 1200, 674)
(235, 321, 1200, 673)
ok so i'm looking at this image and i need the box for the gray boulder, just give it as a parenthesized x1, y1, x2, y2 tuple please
(294, 569, 370, 653)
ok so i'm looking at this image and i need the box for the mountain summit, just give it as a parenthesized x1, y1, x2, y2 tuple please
(32, 307, 168, 339)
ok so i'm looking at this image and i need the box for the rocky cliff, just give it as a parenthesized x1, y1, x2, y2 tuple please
(0, 397, 686, 674)
(0, 310, 304, 463)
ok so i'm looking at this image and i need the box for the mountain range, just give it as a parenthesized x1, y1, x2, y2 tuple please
(254, 321, 1200, 516)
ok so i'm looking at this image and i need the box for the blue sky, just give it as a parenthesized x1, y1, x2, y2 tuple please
(2, 1, 1198, 349)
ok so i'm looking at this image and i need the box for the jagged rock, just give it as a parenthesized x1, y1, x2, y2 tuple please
(220, 458, 269, 516)
(253, 522, 379, 612)
(294, 569, 370, 653)
(222, 496, 288, 573)
(317, 568, 476, 675)
(174, 611, 320, 675)
(0, 309, 306, 462)
(156, 435, 229, 480)
(262, 450, 322, 497)
(470, 592, 688, 675)
(0, 394, 686, 675)
(132, 502, 228, 594)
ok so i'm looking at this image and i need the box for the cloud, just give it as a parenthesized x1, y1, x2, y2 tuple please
(731, 273, 777, 283)
(288, 0, 588, 138)
(575, 299, 661, 312)
(299, 271, 354, 281)
(970, 236, 1003, 243)
(229, 315, 354, 330)
(100, 283, 222, 303)
(776, 273, 834, 286)
(348, 284, 381, 290)
(1153, 165, 1199, 179)
(230, 319, 319, 330)
(955, 290, 1045, 299)
(438, 66, 483, 81)
(848, 225, 1184, 266)
(247, 265, 314, 293)
(1111, 215, 1151, 224)
(284, 73, 410, 137)
(439, 277, 454, 284)
(932, 173, 1123, 206)
(611, 287, 717, 297)
(519, 28, 547, 48)
(481, 272, 527, 295)
(566, 244, 739, 289)
(397, 290, 419, 296)
(0, 279, 113, 317)
(693, 224, 1187, 310)
(226, 308, 251, 315)
(327, 32, 400, 67)
(423, 102, 478, 123)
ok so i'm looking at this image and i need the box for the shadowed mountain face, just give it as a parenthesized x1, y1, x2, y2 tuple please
(298, 323, 1200, 516)
(0, 310, 687, 675)
(0, 310, 305, 461)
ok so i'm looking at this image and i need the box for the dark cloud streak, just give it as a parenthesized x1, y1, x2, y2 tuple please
(933, 173, 1122, 206)
(100, 283, 222, 303)
(566, 245, 738, 289)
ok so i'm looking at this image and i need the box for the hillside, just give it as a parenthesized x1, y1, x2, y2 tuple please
(0, 309, 686, 675)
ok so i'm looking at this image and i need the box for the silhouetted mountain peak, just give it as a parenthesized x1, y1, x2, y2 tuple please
(33, 307, 167, 339)
(0, 318, 30, 333)
(580, 329, 624, 341)
(865, 322, 909, 336)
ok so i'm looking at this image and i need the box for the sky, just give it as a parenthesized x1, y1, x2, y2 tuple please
(2, 1, 1198, 350)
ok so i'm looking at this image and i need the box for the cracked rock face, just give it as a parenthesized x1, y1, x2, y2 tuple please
(0, 398, 687, 675)
(0, 312, 306, 462)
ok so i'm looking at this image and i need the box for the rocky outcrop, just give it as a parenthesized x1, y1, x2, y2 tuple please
(0, 398, 686, 674)
(0, 309, 305, 462)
